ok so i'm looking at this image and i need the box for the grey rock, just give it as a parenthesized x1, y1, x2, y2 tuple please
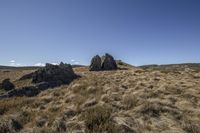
(0, 63, 78, 99)
(32, 62, 77, 85)
(19, 72, 34, 80)
(89, 55, 102, 71)
(101, 53, 117, 70)
(7, 86, 40, 97)
(6, 82, 53, 98)
(0, 78, 15, 91)
(89, 54, 118, 71)
(34, 82, 50, 90)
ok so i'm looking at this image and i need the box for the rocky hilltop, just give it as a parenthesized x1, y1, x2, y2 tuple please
(0, 55, 200, 133)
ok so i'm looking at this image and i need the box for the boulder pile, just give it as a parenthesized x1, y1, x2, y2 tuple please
(89, 53, 117, 71)
(0, 63, 78, 98)
(0, 78, 15, 91)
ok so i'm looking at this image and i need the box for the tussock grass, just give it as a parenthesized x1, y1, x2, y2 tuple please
(0, 97, 34, 115)
(82, 105, 118, 133)
(0, 66, 200, 132)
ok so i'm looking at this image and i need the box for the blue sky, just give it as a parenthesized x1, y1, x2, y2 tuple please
(0, 0, 200, 66)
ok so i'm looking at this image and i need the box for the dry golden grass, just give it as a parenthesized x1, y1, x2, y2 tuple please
(0, 66, 200, 133)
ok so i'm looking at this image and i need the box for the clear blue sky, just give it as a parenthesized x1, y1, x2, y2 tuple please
(0, 0, 200, 66)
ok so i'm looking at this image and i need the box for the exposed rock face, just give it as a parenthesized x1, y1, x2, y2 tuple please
(1, 82, 50, 98)
(101, 53, 117, 70)
(7, 86, 40, 97)
(0, 63, 78, 99)
(0, 78, 15, 91)
(32, 62, 77, 86)
(89, 53, 117, 71)
(19, 72, 34, 80)
(89, 55, 102, 71)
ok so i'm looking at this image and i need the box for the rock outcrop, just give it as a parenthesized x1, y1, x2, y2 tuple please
(0, 63, 78, 99)
(0, 79, 15, 91)
(89, 55, 102, 71)
(32, 62, 77, 86)
(6, 82, 49, 97)
(89, 53, 117, 71)
(19, 72, 34, 80)
(101, 53, 117, 70)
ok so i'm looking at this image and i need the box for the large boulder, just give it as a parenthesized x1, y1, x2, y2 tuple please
(89, 55, 102, 71)
(0, 78, 15, 91)
(89, 54, 117, 71)
(101, 53, 117, 70)
(32, 62, 77, 86)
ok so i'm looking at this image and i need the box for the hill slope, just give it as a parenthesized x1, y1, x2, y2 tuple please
(0, 66, 200, 132)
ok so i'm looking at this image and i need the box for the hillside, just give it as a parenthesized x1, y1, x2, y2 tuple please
(0, 64, 200, 133)
(140, 63, 200, 72)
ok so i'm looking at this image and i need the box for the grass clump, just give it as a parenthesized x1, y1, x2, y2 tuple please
(122, 95, 138, 109)
(82, 105, 118, 133)
(182, 119, 200, 133)
(0, 97, 33, 115)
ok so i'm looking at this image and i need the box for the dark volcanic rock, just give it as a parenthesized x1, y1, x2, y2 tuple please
(0, 78, 15, 91)
(32, 62, 77, 86)
(89, 55, 102, 71)
(101, 53, 117, 70)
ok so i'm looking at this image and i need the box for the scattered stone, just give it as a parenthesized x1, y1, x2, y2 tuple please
(0, 78, 15, 91)
(89, 55, 102, 71)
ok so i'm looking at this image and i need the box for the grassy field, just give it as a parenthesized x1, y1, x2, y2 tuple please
(0, 64, 200, 132)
